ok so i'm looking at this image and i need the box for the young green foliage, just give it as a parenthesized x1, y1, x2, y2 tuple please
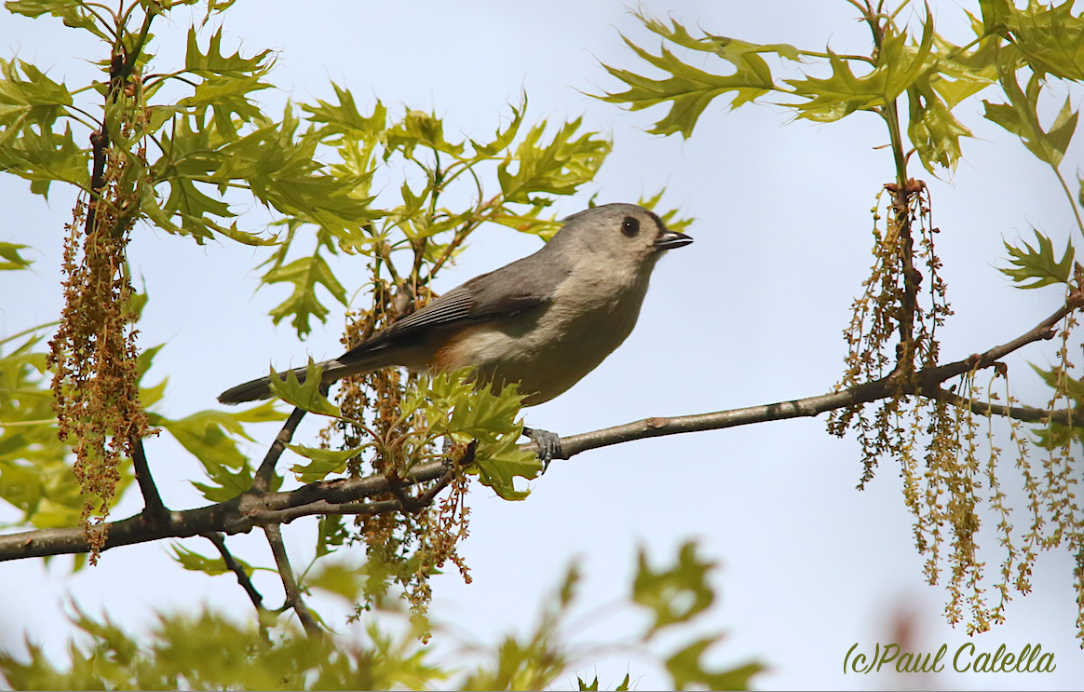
(286, 368, 537, 498)
(171, 543, 258, 578)
(634, 540, 715, 638)
(267, 359, 340, 417)
(0, 242, 32, 270)
(1000, 230, 1076, 288)
(0, 542, 761, 691)
(146, 397, 285, 502)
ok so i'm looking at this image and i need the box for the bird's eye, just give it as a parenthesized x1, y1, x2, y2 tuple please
(621, 216, 640, 237)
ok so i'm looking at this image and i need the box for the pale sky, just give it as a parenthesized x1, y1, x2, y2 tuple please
(1, 1, 1082, 689)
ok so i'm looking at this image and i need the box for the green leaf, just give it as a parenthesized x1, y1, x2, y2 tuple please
(785, 52, 884, 121)
(979, 0, 1012, 36)
(634, 541, 715, 636)
(185, 26, 272, 76)
(1026, 364, 1084, 448)
(155, 410, 253, 470)
(636, 9, 801, 63)
(0, 58, 73, 144)
(262, 251, 347, 336)
(0, 608, 445, 692)
(0, 121, 88, 197)
(179, 27, 274, 141)
(487, 206, 563, 240)
(0, 460, 43, 514)
(152, 409, 261, 502)
(907, 82, 973, 173)
(598, 11, 801, 137)
(0, 333, 80, 528)
(0, 242, 32, 270)
(171, 544, 254, 577)
(315, 513, 346, 558)
(787, 16, 934, 123)
(384, 109, 465, 158)
(497, 118, 610, 205)
(1006, 0, 1084, 81)
(135, 342, 168, 409)
(179, 73, 269, 140)
(229, 400, 289, 424)
(287, 444, 361, 483)
(985, 62, 1077, 167)
(406, 369, 539, 500)
(163, 174, 234, 221)
(471, 97, 526, 157)
(3, 1, 109, 40)
(302, 84, 386, 140)
(880, 13, 937, 104)
(267, 359, 341, 417)
(600, 39, 774, 138)
(665, 637, 764, 691)
(1000, 230, 1075, 288)
(216, 108, 380, 236)
(470, 433, 540, 501)
(305, 560, 365, 602)
(203, 217, 278, 246)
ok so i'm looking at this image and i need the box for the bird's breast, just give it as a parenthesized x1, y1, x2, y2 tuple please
(433, 272, 651, 405)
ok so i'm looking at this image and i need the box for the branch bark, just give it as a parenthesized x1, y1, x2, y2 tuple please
(202, 531, 266, 616)
(131, 435, 168, 527)
(264, 523, 321, 638)
(1, 299, 1079, 563)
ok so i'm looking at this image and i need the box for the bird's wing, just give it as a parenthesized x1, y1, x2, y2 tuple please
(338, 253, 568, 363)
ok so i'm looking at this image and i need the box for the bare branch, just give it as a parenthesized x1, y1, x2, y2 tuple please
(131, 435, 168, 526)
(250, 498, 404, 526)
(202, 531, 266, 616)
(933, 388, 1083, 428)
(264, 523, 321, 638)
(0, 459, 449, 561)
(253, 405, 307, 493)
(533, 300, 1083, 460)
(1, 301, 1079, 564)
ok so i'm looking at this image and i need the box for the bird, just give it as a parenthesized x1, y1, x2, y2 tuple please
(218, 202, 693, 461)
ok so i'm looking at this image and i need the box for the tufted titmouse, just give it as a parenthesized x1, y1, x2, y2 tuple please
(218, 203, 692, 456)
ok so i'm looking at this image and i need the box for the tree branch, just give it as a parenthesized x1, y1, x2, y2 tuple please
(933, 388, 1082, 428)
(202, 531, 266, 616)
(249, 498, 404, 526)
(264, 523, 321, 638)
(131, 435, 168, 527)
(252, 405, 307, 493)
(532, 299, 1082, 460)
(0, 458, 450, 562)
(1, 300, 1079, 563)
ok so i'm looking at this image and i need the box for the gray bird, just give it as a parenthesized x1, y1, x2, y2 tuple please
(218, 203, 693, 459)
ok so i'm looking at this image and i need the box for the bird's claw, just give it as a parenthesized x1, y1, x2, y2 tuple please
(523, 426, 564, 473)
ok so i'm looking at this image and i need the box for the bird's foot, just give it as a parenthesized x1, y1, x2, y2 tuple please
(523, 426, 564, 473)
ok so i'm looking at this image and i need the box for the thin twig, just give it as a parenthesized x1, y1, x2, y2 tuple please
(253, 406, 307, 493)
(532, 301, 1083, 460)
(202, 531, 266, 615)
(933, 388, 1083, 428)
(264, 523, 321, 638)
(250, 498, 403, 526)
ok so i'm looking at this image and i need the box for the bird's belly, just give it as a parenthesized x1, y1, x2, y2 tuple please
(436, 299, 641, 405)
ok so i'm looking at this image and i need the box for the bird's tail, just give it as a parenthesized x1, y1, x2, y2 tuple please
(217, 359, 351, 405)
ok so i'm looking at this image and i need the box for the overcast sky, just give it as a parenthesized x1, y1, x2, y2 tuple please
(2, 1, 1083, 689)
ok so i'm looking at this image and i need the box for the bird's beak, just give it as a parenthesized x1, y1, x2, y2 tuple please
(654, 230, 694, 251)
